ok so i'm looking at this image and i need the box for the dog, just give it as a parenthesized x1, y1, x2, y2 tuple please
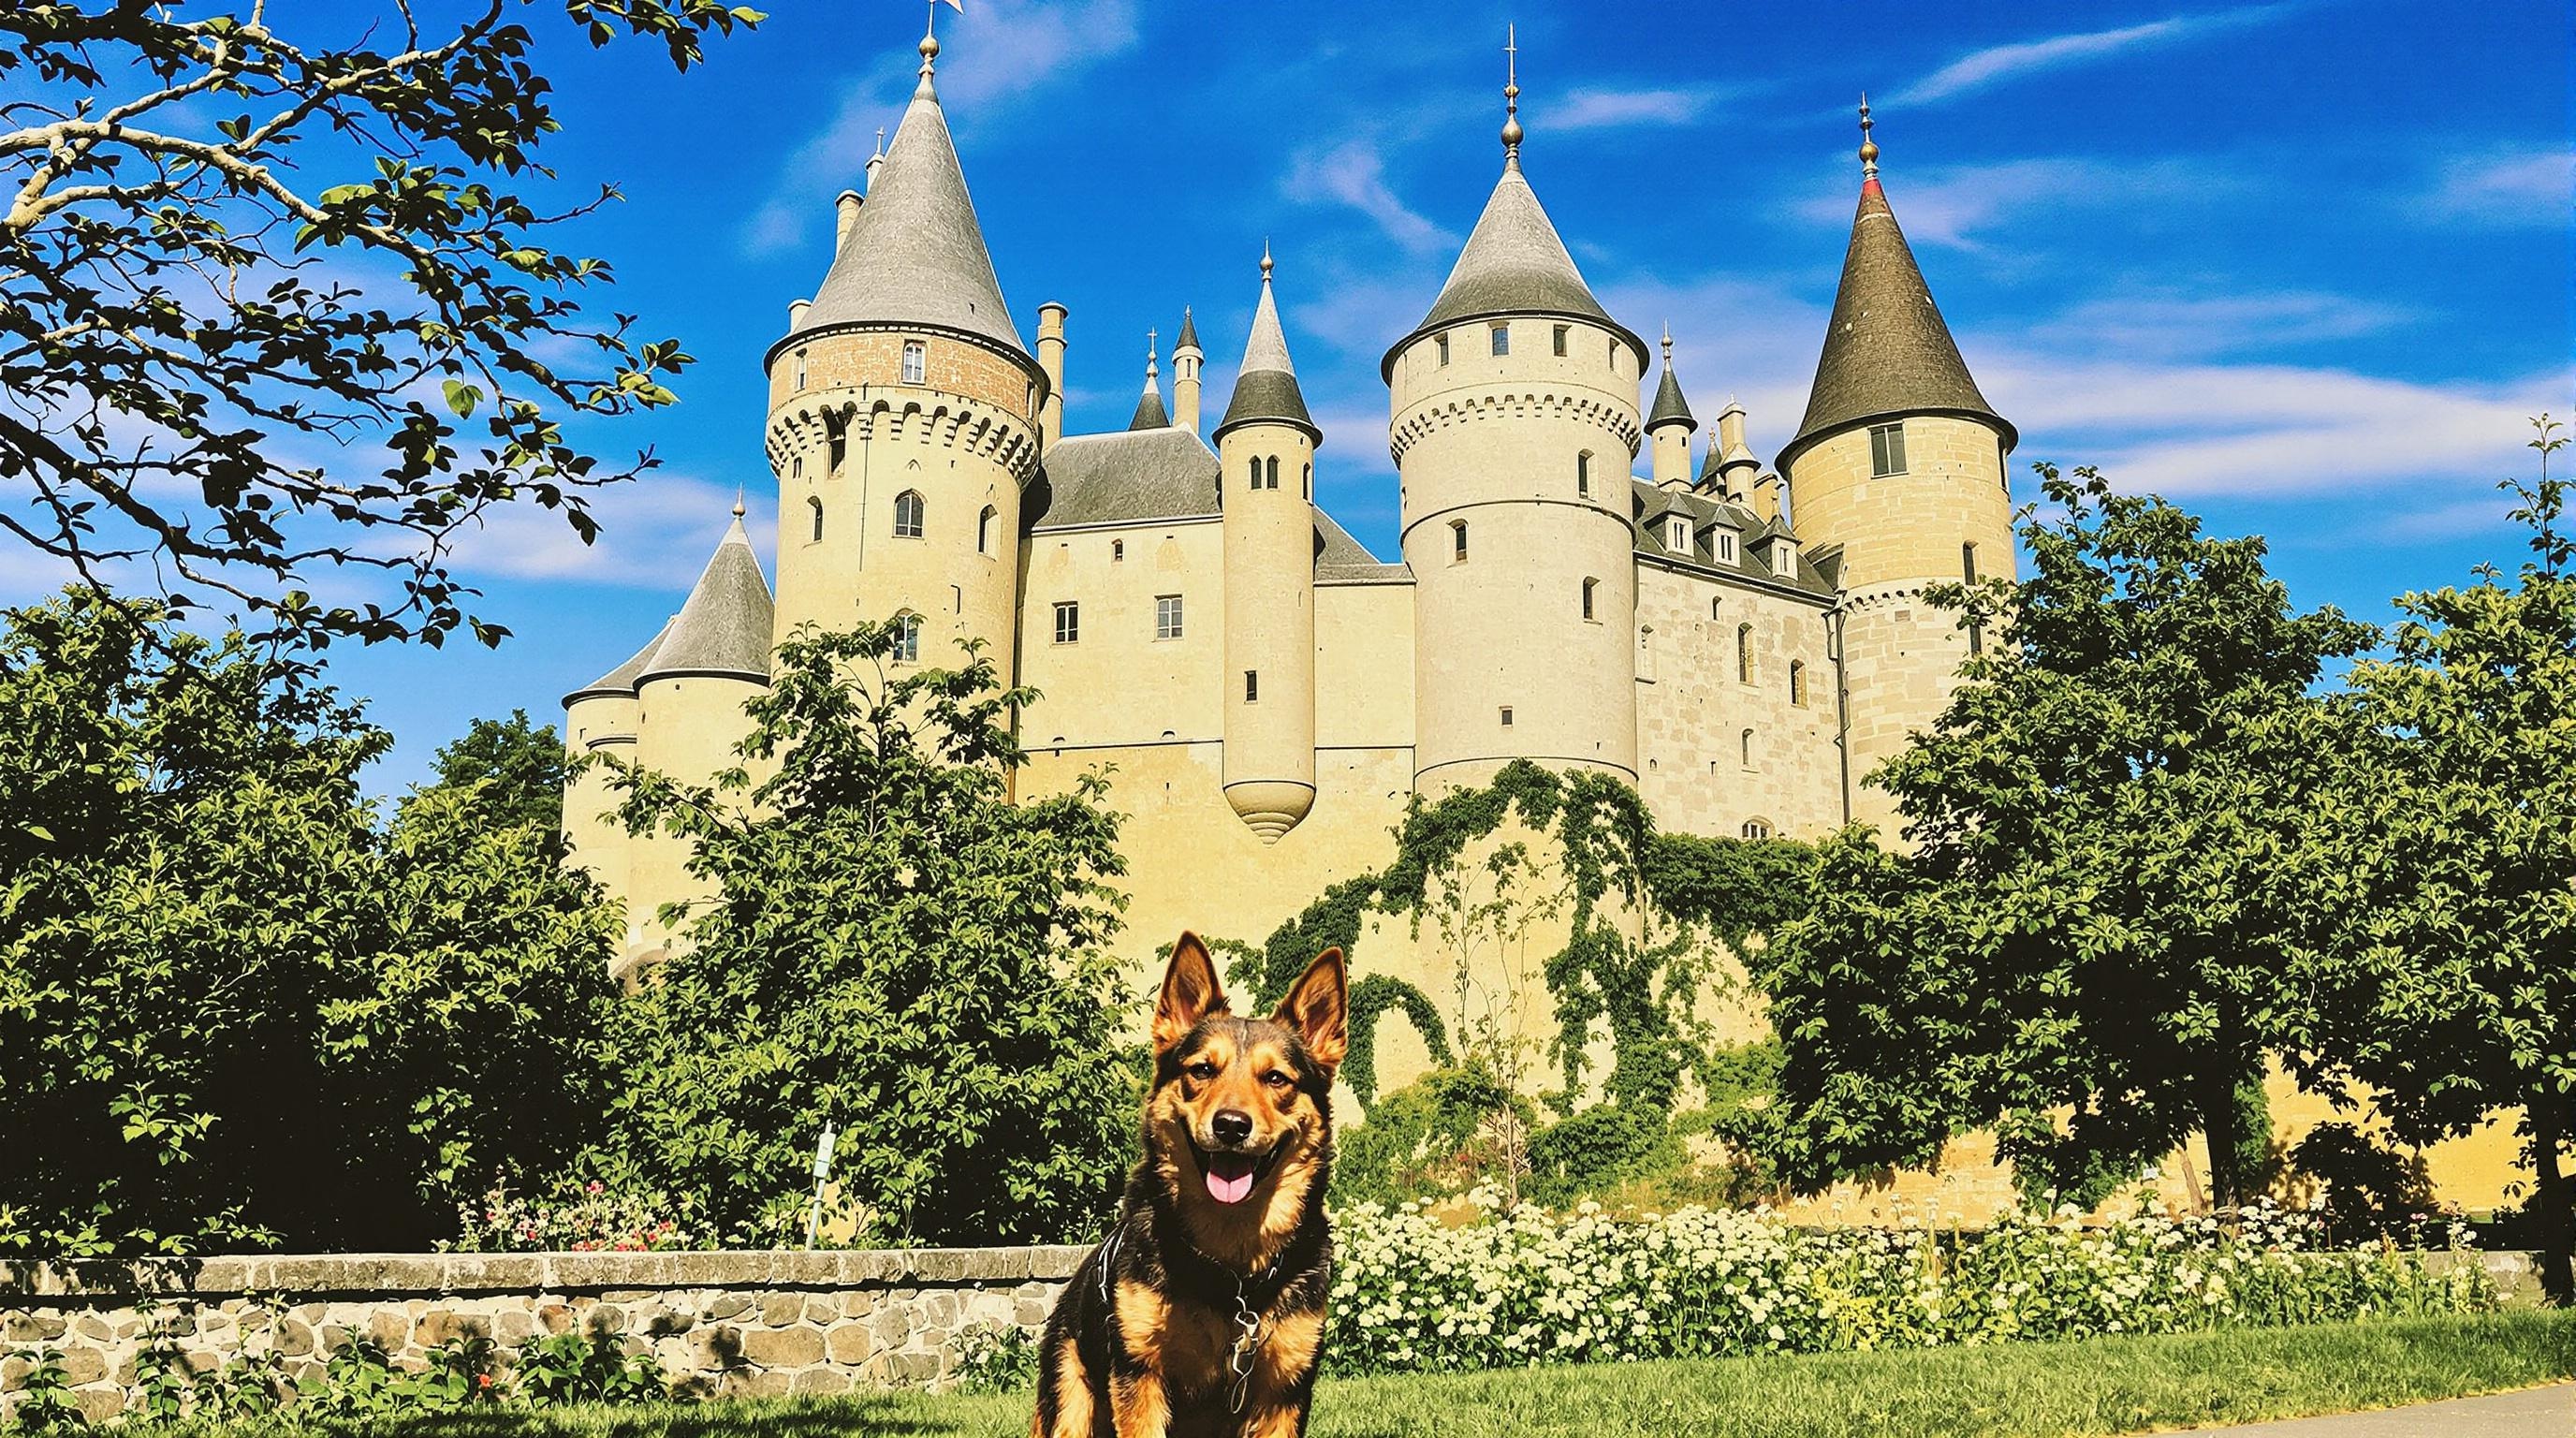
(1033, 932, 1346, 1438)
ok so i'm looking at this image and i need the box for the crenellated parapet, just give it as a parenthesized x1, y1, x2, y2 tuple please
(764, 391, 1041, 484)
(1387, 388, 1642, 467)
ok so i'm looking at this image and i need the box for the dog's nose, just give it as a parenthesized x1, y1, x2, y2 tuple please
(1211, 1109, 1252, 1147)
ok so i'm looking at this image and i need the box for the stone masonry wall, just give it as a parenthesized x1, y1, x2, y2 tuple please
(0, 1248, 1083, 1425)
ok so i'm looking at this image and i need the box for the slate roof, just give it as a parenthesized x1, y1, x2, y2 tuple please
(1029, 428, 1220, 528)
(565, 621, 669, 706)
(638, 515, 774, 684)
(1216, 266, 1319, 443)
(1628, 478, 1835, 601)
(1647, 360, 1693, 433)
(1314, 507, 1410, 584)
(1383, 162, 1647, 376)
(780, 70, 1026, 360)
(1175, 306, 1200, 352)
(1129, 379, 1169, 432)
(1782, 173, 2013, 471)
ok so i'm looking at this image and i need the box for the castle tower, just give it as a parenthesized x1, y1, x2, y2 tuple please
(561, 619, 668, 920)
(1647, 329, 1694, 490)
(622, 506, 774, 949)
(1217, 246, 1322, 841)
(1172, 307, 1204, 434)
(1128, 332, 1169, 431)
(762, 28, 1045, 668)
(1385, 42, 1647, 791)
(1777, 100, 2016, 833)
(1715, 401, 1763, 508)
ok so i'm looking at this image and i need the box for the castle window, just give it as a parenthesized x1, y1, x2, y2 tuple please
(893, 490, 925, 538)
(1964, 541, 1983, 653)
(1303, 463, 1312, 499)
(1489, 324, 1509, 357)
(1112, 538, 1125, 562)
(1435, 333, 1450, 366)
(1499, 706, 1514, 727)
(1553, 325, 1570, 358)
(1667, 518, 1690, 553)
(892, 612, 922, 664)
(1248, 457, 1261, 491)
(1772, 541, 1796, 579)
(807, 496, 824, 543)
(978, 504, 997, 555)
(1740, 727, 1756, 770)
(827, 426, 846, 476)
(1581, 577, 1598, 621)
(1741, 818, 1773, 840)
(1451, 521, 1469, 561)
(1711, 597, 1722, 621)
(901, 340, 927, 385)
(1265, 456, 1281, 491)
(791, 455, 803, 480)
(1155, 594, 1183, 640)
(1053, 601, 1079, 644)
(1577, 451, 1591, 497)
(1790, 659, 1808, 708)
(1714, 528, 1738, 565)
(1244, 669, 1259, 702)
(1869, 421, 1908, 477)
(1736, 624, 1754, 683)
(794, 349, 807, 391)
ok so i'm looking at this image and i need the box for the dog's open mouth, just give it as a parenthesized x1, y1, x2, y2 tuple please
(1190, 1140, 1281, 1206)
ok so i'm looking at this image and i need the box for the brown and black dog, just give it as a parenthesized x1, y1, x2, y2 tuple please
(1033, 932, 1346, 1438)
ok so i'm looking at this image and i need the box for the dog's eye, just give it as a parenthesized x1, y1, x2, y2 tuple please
(1262, 1071, 1293, 1089)
(1185, 1061, 1218, 1081)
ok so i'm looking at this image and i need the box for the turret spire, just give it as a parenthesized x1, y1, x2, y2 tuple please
(1858, 94, 1879, 180)
(1129, 329, 1169, 431)
(1217, 244, 1319, 444)
(915, 13, 939, 98)
(1501, 24, 1523, 171)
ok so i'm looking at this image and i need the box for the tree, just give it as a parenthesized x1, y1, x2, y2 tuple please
(414, 708, 567, 836)
(2285, 417, 2576, 1299)
(598, 619, 1138, 1247)
(0, 1, 759, 650)
(0, 592, 622, 1256)
(1749, 467, 2377, 1209)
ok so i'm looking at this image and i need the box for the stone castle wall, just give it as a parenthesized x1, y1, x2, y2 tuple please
(0, 1248, 1081, 1425)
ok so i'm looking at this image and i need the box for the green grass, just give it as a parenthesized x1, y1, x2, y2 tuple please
(174, 1313, 2574, 1438)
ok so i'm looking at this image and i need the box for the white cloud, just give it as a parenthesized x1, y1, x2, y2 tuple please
(1793, 156, 2232, 251)
(1551, 86, 1725, 131)
(2024, 286, 2411, 360)
(1283, 140, 1455, 254)
(1893, 3, 2300, 106)
(447, 473, 778, 589)
(739, 0, 1142, 257)
(2422, 147, 2571, 228)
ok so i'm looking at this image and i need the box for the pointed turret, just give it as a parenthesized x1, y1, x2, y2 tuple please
(1172, 307, 1204, 433)
(1217, 245, 1320, 444)
(1778, 99, 2012, 474)
(639, 506, 775, 685)
(564, 621, 669, 708)
(1647, 329, 1693, 489)
(1129, 332, 1169, 431)
(783, 31, 1025, 358)
(1381, 147, 1645, 377)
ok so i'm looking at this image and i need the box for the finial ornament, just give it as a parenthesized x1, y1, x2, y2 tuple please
(1146, 329, 1159, 378)
(1858, 93, 1879, 178)
(915, 3, 941, 95)
(1661, 322, 1674, 362)
(732, 488, 746, 519)
(1260, 238, 1274, 281)
(1501, 23, 1524, 168)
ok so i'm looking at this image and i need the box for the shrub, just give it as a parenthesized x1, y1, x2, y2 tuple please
(1325, 1195, 2496, 1375)
(952, 1324, 1040, 1394)
(451, 1178, 696, 1253)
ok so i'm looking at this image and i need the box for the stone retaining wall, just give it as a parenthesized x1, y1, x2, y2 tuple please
(0, 1248, 1086, 1424)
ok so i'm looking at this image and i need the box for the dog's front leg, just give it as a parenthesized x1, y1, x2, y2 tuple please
(1237, 1307, 1324, 1438)
(1106, 1369, 1172, 1438)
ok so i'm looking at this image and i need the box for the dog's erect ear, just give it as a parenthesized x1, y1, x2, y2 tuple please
(1154, 932, 1229, 1053)
(1272, 947, 1348, 1071)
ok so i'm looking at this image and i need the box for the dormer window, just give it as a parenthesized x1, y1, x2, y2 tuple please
(1666, 518, 1690, 553)
(1771, 541, 1797, 579)
(1713, 528, 1739, 565)
(901, 340, 928, 385)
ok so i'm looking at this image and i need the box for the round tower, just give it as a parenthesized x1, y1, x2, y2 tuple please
(1171, 306, 1204, 435)
(1217, 246, 1322, 841)
(1385, 69, 1647, 791)
(561, 620, 667, 917)
(1778, 101, 2017, 834)
(762, 30, 1045, 674)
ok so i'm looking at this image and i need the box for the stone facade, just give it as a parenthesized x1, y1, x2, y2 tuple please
(0, 1248, 1083, 1424)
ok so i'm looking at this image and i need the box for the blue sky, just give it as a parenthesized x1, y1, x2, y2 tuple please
(21, 0, 2568, 794)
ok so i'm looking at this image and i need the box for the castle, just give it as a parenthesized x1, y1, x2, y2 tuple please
(559, 31, 2013, 1028)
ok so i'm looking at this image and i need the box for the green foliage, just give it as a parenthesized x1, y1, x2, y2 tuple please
(1333, 1065, 1525, 1208)
(2290, 1123, 2437, 1243)
(1522, 1104, 1684, 1210)
(598, 618, 1136, 1246)
(414, 711, 570, 838)
(1748, 467, 2376, 1210)
(515, 1331, 665, 1407)
(0, 2, 759, 649)
(0, 593, 623, 1258)
(950, 1324, 1041, 1396)
(7, 1346, 82, 1430)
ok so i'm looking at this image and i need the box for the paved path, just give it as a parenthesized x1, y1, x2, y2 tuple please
(2191, 1384, 2573, 1434)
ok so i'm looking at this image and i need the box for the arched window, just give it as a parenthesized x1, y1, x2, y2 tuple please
(1964, 541, 1984, 653)
(1740, 727, 1756, 770)
(1265, 456, 1280, 491)
(1248, 457, 1261, 491)
(1581, 577, 1598, 621)
(1451, 520, 1468, 561)
(791, 455, 803, 480)
(794, 349, 807, 391)
(1112, 538, 1125, 562)
(901, 340, 927, 385)
(807, 495, 824, 543)
(1577, 450, 1591, 497)
(1736, 624, 1753, 683)
(892, 612, 922, 663)
(1303, 463, 1312, 498)
(1435, 333, 1450, 366)
(977, 504, 997, 555)
(893, 490, 925, 538)
(1741, 818, 1774, 840)
(827, 426, 846, 476)
(1710, 597, 1722, 621)
(1790, 659, 1808, 708)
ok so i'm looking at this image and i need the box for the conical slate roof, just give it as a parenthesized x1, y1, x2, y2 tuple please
(638, 513, 773, 685)
(564, 620, 670, 706)
(1383, 162, 1646, 377)
(1216, 257, 1319, 444)
(1175, 306, 1201, 352)
(782, 57, 1025, 359)
(1129, 371, 1169, 431)
(1647, 356, 1693, 433)
(1782, 172, 2013, 469)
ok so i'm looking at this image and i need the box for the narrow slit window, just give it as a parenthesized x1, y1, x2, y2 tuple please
(1964, 541, 1984, 654)
(793, 350, 807, 391)
(1581, 577, 1598, 620)
(1868, 421, 1908, 477)
(893, 490, 925, 538)
(1451, 520, 1469, 561)
(1740, 727, 1756, 770)
(1553, 325, 1570, 358)
(1435, 333, 1450, 366)
(901, 340, 927, 385)
(1736, 624, 1754, 683)
(1577, 451, 1591, 497)
(1244, 669, 1260, 702)
(977, 504, 997, 554)
(1790, 659, 1808, 708)
(1248, 457, 1261, 491)
(1303, 463, 1312, 498)
(1112, 538, 1125, 562)
(1265, 456, 1280, 491)
(807, 496, 824, 543)
(1489, 324, 1509, 357)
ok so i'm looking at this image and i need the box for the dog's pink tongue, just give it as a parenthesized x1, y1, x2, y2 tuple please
(1206, 1153, 1257, 1205)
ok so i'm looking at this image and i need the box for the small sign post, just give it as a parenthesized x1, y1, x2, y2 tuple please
(805, 1121, 838, 1250)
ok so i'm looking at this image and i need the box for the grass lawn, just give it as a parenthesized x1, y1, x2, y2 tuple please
(202, 1313, 2571, 1438)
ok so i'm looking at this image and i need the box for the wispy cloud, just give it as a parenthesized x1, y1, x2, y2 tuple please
(1282, 140, 1455, 255)
(450, 473, 778, 589)
(2422, 146, 2571, 228)
(1551, 85, 1727, 131)
(2025, 286, 2412, 360)
(1793, 156, 2234, 251)
(739, 0, 1141, 257)
(1893, 4, 2298, 106)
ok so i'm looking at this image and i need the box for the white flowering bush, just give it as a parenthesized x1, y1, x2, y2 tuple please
(1325, 1193, 2495, 1374)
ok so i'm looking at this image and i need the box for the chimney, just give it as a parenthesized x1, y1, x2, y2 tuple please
(1716, 401, 1762, 506)
(1036, 302, 1068, 451)
(833, 190, 863, 256)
